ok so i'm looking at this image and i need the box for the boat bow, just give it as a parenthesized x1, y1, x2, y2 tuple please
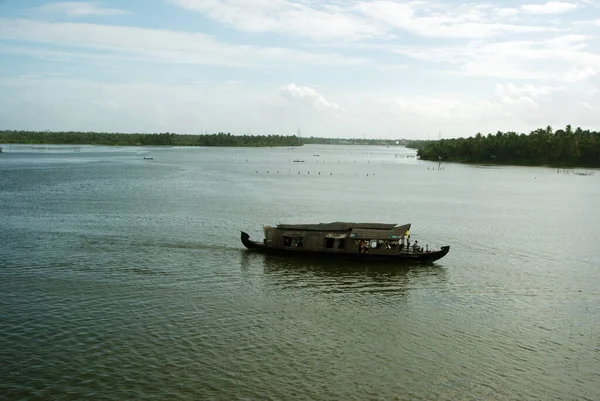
(241, 231, 262, 250)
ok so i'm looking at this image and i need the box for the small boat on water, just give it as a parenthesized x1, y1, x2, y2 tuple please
(241, 222, 450, 263)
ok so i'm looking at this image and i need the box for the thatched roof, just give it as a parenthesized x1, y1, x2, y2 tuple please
(276, 222, 398, 231)
(350, 224, 411, 240)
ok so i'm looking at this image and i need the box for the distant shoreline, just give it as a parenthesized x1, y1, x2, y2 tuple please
(3, 127, 598, 169)
(0, 130, 302, 147)
(0, 130, 416, 148)
(416, 126, 600, 169)
(0, 130, 420, 149)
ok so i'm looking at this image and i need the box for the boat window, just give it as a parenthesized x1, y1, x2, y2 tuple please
(284, 237, 292, 247)
(293, 237, 304, 248)
(338, 239, 346, 249)
(325, 238, 335, 248)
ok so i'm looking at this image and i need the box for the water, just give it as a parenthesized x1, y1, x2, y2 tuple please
(1, 144, 599, 400)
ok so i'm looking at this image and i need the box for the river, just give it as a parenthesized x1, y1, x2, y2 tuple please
(1, 144, 598, 400)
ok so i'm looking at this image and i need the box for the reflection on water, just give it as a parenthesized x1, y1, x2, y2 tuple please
(241, 251, 447, 295)
(3, 144, 599, 401)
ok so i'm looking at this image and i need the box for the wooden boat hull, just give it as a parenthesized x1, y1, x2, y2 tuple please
(241, 231, 450, 263)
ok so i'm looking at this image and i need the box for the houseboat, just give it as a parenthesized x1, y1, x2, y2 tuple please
(241, 222, 450, 263)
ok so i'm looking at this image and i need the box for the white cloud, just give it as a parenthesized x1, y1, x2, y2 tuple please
(391, 35, 600, 81)
(32, 1, 129, 17)
(493, 8, 520, 18)
(1, 1, 600, 137)
(563, 66, 597, 82)
(580, 102, 595, 110)
(0, 76, 279, 134)
(464, 37, 600, 81)
(171, 0, 558, 40)
(92, 99, 120, 111)
(355, 1, 550, 38)
(521, 1, 578, 14)
(1, 75, 598, 138)
(279, 83, 339, 111)
(0, 19, 366, 68)
(375, 96, 473, 121)
(169, 0, 384, 41)
(494, 82, 557, 99)
(370, 80, 596, 133)
(573, 17, 600, 27)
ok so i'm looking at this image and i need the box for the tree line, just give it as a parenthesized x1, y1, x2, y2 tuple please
(0, 131, 303, 147)
(415, 126, 600, 167)
(0, 130, 414, 148)
(3, 127, 598, 167)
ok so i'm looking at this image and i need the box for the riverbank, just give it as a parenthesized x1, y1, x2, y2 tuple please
(0, 130, 303, 147)
(416, 125, 600, 168)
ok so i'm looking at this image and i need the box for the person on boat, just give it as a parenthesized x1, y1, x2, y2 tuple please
(412, 240, 419, 252)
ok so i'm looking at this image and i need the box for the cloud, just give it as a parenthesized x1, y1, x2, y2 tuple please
(371, 81, 585, 132)
(391, 35, 600, 81)
(31, 1, 129, 17)
(0, 76, 281, 134)
(92, 99, 120, 111)
(521, 1, 578, 14)
(493, 82, 559, 109)
(375, 96, 473, 121)
(279, 83, 339, 111)
(493, 8, 520, 18)
(1, 1, 599, 138)
(563, 66, 597, 82)
(1, 75, 598, 138)
(171, 0, 559, 40)
(580, 102, 595, 110)
(0, 19, 366, 68)
(354, 1, 550, 39)
(169, 0, 384, 41)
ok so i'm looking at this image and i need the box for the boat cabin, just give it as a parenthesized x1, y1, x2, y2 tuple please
(263, 222, 412, 255)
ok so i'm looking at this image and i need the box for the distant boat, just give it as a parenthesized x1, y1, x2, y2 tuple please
(143, 157, 153, 160)
(293, 159, 305, 162)
(241, 222, 450, 263)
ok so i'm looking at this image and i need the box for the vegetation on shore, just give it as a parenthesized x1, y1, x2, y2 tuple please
(416, 126, 600, 168)
(0, 130, 415, 148)
(0, 130, 302, 147)
(2, 126, 599, 168)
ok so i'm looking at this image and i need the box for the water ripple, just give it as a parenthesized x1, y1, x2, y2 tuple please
(2, 146, 599, 400)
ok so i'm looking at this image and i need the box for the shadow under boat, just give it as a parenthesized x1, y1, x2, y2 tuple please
(238, 251, 447, 296)
(240, 249, 447, 279)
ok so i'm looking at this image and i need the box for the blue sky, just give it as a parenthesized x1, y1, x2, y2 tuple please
(0, 0, 599, 139)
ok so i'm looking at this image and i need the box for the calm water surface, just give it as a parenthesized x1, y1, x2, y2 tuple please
(1, 144, 599, 400)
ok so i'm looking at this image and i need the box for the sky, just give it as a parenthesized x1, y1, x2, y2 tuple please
(0, 0, 599, 139)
